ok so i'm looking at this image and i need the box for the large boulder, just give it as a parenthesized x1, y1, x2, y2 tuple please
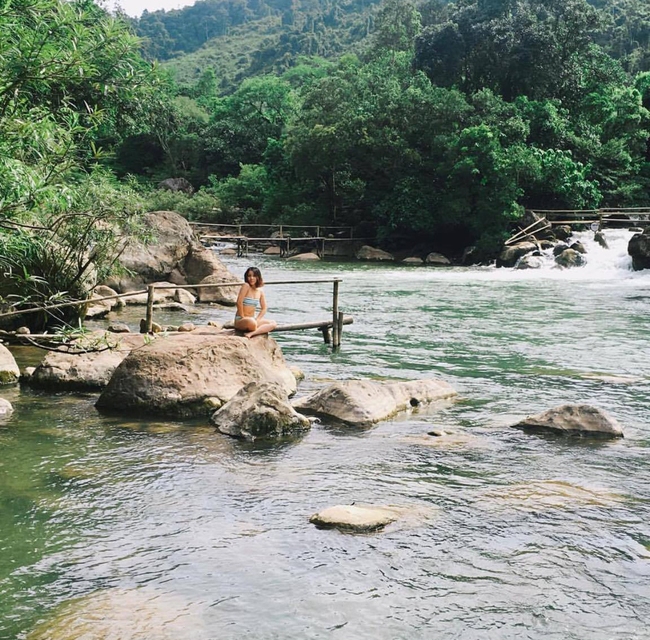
(292, 379, 457, 426)
(105, 211, 196, 291)
(425, 252, 451, 265)
(555, 248, 586, 268)
(511, 404, 624, 439)
(157, 177, 194, 194)
(103, 211, 240, 297)
(96, 333, 297, 418)
(628, 228, 650, 271)
(28, 332, 150, 390)
(211, 381, 310, 441)
(0, 344, 20, 385)
(84, 285, 122, 319)
(356, 245, 394, 261)
(183, 244, 235, 285)
(195, 273, 240, 305)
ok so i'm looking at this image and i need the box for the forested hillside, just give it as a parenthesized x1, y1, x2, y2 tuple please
(120, 0, 650, 258)
(134, 0, 384, 88)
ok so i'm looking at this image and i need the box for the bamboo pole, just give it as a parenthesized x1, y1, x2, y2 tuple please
(504, 218, 550, 246)
(271, 316, 353, 333)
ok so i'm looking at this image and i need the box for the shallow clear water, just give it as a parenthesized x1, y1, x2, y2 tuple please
(1, 230, 650, 639)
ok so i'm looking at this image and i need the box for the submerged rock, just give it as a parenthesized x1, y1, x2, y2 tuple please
(309, 504, 402, 532)
(293, 379, 457, 426)
(26, 587, 205, 640)
(481, 480, 625, 512)
(511, 404, 624, 438)
(0, 396, 13, 417)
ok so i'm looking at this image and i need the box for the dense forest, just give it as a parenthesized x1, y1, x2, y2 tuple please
(1, 0, 650, 322)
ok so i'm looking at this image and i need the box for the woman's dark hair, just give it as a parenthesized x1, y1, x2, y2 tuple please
(244, 266, 263, 288)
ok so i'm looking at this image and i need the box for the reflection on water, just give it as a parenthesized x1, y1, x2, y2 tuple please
(2, 229, 650, 639)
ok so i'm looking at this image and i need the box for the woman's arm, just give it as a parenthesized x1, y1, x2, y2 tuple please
(236, 284, 248, 317)
(257, 290, 267, 320)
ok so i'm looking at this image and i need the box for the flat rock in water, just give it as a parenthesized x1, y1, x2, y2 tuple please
(309, 505, 402, 532)
(293, 379, 457, 425)
(511, 404, 624, 438)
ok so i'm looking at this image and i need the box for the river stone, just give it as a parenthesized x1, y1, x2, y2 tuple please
(195, 273, 240, 305)
(511, 404, 624, 438)
(309, 504, 401, 532)
(211, 381, 310, 441)
(515, 254, 544, 269)
(287, 252, 320, 261)
(28, 332, 150, 390)
(25, 587, 205, 640)
(425, 252, 451, 265)
(496, 241, 537, 268)
(292, 379, 457, 425)
(0, 397, 13, 417)
(628, 227, 650, 271)
(356, 245, 394, 261)
(96, 333, 296, 418)
(555, 248, 586, 268)
(84, 285, 121, 319)
(0, 344, 20, 385)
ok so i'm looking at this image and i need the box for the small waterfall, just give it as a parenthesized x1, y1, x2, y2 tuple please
(510, 228, 640, 279)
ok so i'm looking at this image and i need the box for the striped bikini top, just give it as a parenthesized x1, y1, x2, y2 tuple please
(243, 295, 260, 309)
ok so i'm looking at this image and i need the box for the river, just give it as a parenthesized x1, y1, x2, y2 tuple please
(1, 229, 649, 639)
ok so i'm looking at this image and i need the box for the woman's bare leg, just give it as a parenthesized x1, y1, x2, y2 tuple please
(244, 319, 277, 338)
(235, 318, 257, 334)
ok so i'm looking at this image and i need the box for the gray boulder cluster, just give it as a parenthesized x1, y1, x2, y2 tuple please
(498, 210, 650, 271)
(89, 210, 240, 319)
(497, 212, 589, 269)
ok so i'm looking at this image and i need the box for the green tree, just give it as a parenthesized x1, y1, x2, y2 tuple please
(0, 0, 159, 328)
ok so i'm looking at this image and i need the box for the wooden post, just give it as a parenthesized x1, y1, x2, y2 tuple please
(145, 284, 155, 333)
(336, 311, 344, 347)
(332, 279, 340, 347)
(320, 326, 331, 344)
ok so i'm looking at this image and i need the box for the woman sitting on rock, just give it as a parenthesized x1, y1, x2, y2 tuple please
(234, 266, 277, 338)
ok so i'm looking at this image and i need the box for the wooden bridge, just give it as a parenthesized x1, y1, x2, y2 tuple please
(190, 222, 371, 257)
(528, 207, 650, 227)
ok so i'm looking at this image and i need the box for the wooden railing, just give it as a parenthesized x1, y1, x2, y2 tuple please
(0, 279, 352, 349)
(529, 207, 650, 226)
